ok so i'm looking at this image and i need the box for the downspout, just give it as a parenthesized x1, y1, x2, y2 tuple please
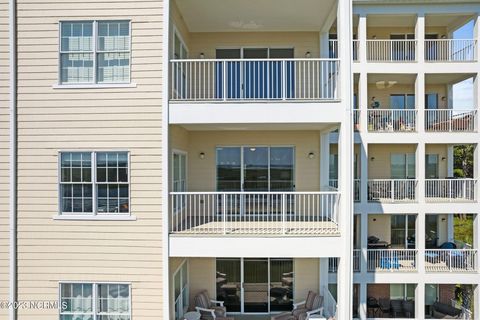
(9, 0, 17, 319)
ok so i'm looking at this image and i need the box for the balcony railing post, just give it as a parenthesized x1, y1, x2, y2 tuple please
(222, 193, 226, 235)
(282, 60, 287, 101)
(282, 193, 286, 235)
(222, 61, 227, 102)
(391, 180, 395, 202)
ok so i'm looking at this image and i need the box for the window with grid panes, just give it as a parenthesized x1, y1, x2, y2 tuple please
(60, 21, 130, 84)
(60, 283, 131, 320)
(59, 152, 129, 215)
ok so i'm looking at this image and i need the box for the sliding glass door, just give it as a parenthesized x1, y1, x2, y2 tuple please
(215, 48, 294, 100)
(216, 258, 294, 314)
(216, 146, 295, 192)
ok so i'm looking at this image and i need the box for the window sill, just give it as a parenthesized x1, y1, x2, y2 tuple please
(53, 214, 137, 221)
(52, 83, 137, 89)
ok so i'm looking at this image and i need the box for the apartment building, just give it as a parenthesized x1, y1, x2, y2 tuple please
(2, 0, 480, 320)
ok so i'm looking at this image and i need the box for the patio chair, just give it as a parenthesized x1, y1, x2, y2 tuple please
(272, 291, 323, 320)
(402, 300, 415, 318)
(194, 290, 227, 320)
(378, 298, 390, 317)
(390, 299, 404, 318)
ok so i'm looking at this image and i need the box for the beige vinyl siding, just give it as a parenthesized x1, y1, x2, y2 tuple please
(169, 128, 322, 192)
(0, 0, 9, 316)
(293, 258, 320, 302)
(16, 0, 164, 319)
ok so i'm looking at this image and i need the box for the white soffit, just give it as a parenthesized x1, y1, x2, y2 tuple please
(176, 0, 337, 32)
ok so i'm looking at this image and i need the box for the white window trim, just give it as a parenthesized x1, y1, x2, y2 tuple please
(58, 282, 132, 320)
(54, 150, 133, 220)
(172, 25, 188, 59)
(57, 20, 133, 86)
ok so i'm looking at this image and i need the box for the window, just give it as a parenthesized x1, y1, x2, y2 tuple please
(173, 29, 188, 59)
(391, 153, 415, 179)
(60, 21, 131, 84)
(391, 215, 416, 248)
(60, 152, 129, 215)
(425, 154, 439, 178)
(60, 283, 131, 320)
(216, 146, 295, 192)
(174, 261, 189, 320)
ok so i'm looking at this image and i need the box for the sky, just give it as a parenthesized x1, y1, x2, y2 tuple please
(452, 20, 474, 109)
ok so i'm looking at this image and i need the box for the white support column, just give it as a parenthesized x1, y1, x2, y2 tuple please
(336, 0, 353, 317)
(447, 145, 454, 177)
(415, 283, 425, 319)
(320, 131, 330, 189)
(415, 14, 425, 63)
(447, 84, 454, 109)
(474, 14, 480, 61)
(360, 142, 368, 203)
(319, 258, 329, 289)
(416, 142, 426, 204)
(417, 212, 426, 276)
(359, 72, 368, 134)
(359, 282, 367, 320)
(474, 285, 480, 320)
(360, 212, 368, 275)
(416, 73, 425, 134)
(447, 214, 454, 243)
(358, 14, 367, 63)
(475, 214, 480, 275)
(320, 31, 330, 58)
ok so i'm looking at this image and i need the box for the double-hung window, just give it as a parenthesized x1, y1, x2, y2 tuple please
(60, 151, 130, 215)
(60, 283, 131, 320)
(60, 20, 131, 84)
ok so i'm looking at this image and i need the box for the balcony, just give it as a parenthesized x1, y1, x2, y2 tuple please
(367, 249, 417, 272)
(425, 249, 477, 272)
(169, 191, 340, 236)
(366, 39, 417, 62)
(367, 179, 417, 203)
(425, 179, 477, 202)
(170, 58, 339, 102)
(425, 109, 477, 132)
(367, 109, 417, 132)
(425, 39, 477, 62)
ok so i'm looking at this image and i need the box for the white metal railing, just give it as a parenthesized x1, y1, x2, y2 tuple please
(328, 179, 338, 189)
(353, 249, 361, 272)
(425, 39, 477, 62)
(170, 59, 339, 102)
(170, 191, 340, 235)
(425, 109, 477, 132)
(367, 249, 417, 272)
(367, 109, 417, 132)
(329, 40, 338, 58)
(322, 285, 337, 319)
(353, 109, 360, 131)
(368, 179, 417, 202)
(425, 249, 477, 272)
(367, 40, 417, 61)
(328, 257, 339, 273)
(425, 179, 477, 202)
(353, 40, 359, 61)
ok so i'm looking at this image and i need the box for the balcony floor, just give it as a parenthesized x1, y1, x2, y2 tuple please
(170, 220, 339, 236)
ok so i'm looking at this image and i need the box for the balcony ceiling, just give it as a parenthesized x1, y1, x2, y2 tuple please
(175, 0, 337, 32)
